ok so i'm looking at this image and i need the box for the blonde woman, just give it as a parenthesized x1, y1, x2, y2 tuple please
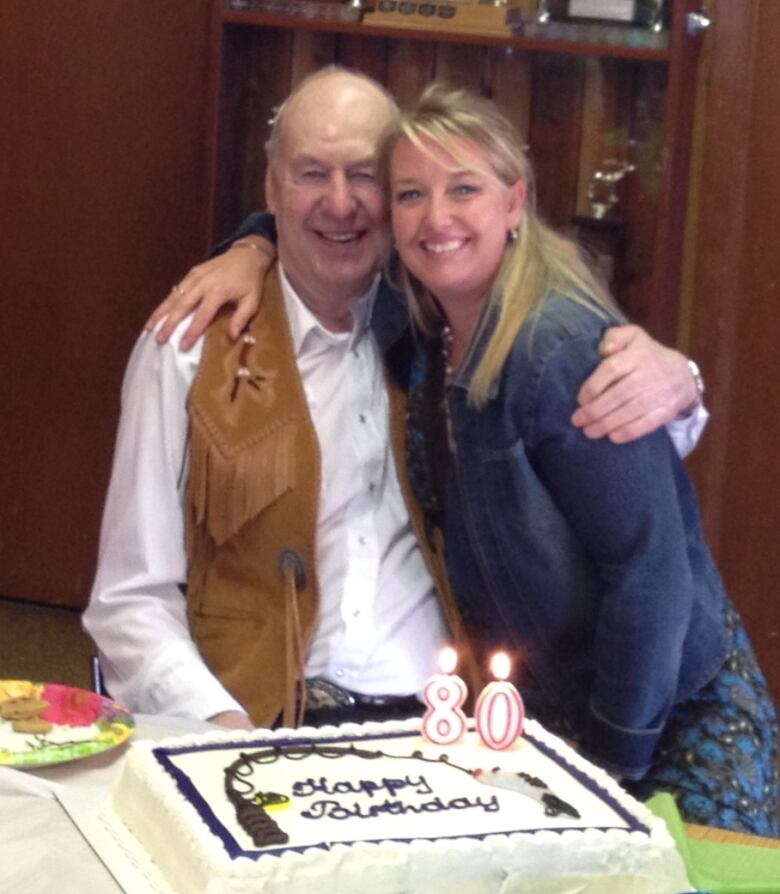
(379, 83, 777, 836)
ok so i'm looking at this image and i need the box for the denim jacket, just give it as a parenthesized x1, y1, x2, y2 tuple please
(426, 291, 729, 779)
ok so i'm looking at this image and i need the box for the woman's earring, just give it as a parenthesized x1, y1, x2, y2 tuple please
(507, 227, 519, 243)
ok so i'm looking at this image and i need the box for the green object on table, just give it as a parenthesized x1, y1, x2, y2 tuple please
(647, 792, 780, 894)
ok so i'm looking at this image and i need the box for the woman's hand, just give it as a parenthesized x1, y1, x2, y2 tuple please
(571, 324, 700, 443)
(146, 236, 276, 350)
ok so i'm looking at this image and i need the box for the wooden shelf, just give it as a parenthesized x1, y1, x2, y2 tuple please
(222, 9, 671, 60)
(206, 0, 706, 342)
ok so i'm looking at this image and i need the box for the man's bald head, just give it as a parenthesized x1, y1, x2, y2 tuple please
(266, 67, 398, 163)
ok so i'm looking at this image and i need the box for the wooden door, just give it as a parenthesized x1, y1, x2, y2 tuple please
(0, 1, 211, 607)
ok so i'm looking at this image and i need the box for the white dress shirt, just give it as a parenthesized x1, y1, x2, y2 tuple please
(667, 402, 708, 459)
(84, 269, 448, 721)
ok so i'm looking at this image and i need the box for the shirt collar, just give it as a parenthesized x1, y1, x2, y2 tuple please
(278, 265, 379, 358)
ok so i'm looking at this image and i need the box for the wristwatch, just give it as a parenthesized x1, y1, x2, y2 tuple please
(687, 359, 706, 402)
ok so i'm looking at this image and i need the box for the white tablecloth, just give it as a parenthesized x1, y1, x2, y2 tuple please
(0, 715, 215, 894)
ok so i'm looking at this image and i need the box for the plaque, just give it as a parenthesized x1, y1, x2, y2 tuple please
(539, 0, 666, 29)
(569, 0, 637, 22)
(363, 1, 512, 36)
(226, 0, 363, 20)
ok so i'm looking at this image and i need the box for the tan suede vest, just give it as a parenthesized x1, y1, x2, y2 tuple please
(185, 267, 479, 727)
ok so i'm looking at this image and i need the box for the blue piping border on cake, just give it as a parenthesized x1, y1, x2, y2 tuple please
(153, 725, 651, 861)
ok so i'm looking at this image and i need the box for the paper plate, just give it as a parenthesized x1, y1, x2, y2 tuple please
(0, 679, 134, 768)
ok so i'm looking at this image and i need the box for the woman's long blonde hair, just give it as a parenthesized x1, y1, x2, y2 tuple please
(379, 83, 622, 407)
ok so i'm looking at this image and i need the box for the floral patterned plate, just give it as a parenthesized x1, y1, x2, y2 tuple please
(0, 679, 134, 768)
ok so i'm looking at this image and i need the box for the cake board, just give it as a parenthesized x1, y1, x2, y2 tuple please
(56, 787, 175, 894)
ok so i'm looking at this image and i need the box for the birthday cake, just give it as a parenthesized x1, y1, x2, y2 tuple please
(111, 718, 691, 894)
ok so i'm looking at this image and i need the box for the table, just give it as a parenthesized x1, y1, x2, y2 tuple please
(0, 715, 215, 894)
(685, 822, 780, 850)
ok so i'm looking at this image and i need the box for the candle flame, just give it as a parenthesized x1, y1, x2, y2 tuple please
(490, 651, 511, 681)
(439, 646, 458, 674)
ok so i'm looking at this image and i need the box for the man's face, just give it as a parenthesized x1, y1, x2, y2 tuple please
(266, 75, 393, 310)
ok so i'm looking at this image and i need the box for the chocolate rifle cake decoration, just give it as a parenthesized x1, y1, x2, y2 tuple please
(224, 753, 291, 847)
(224, 739, 580, 846)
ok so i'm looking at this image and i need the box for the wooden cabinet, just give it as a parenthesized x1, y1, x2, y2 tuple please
(203, 0, 706, 343)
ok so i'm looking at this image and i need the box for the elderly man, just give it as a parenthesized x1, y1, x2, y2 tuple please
(86, 68, 474, 731)
(86, 67, 705, 732)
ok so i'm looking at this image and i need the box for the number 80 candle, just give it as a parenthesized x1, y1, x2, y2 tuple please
(422, 646, 468, 745)
(475, 652, 524, 750)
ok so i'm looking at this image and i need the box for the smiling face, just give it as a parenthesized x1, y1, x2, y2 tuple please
(390, 136, 525, 320)
(266, 73, 394, 313)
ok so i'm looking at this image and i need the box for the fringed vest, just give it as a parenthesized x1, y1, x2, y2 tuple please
(185, 266, 480, 726)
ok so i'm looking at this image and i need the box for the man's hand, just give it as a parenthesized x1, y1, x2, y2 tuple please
(208, 710, 254, 730)
(572, 324, 699, 443)
(145, 237, 275, 350)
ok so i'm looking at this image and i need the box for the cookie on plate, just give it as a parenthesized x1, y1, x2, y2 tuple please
(0, 696, 49, 721)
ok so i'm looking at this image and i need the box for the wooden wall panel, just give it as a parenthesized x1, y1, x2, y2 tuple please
(621, 63, 666, 324)
(337, 34, 388, 83)
(528, 54, 585, 228)
(242, 27, 295, 215)
(0, 0, 211, 607)
(647, 0, 704, 344)
(433, 43, 485, 92)
(485, 47, 533, 148)
(385, 40, 436, 107)
(209, 24, 256, 243)
(687, 0, 780, 697)
(291, 30, 337, 85)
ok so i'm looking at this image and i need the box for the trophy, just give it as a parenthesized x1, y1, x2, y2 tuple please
(639, 0, 666, 31)
(536, 0, 551, 25)
(586, 158, 635, 219)
(571, 157, 635, 301)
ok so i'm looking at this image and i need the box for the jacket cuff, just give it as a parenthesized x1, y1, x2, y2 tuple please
(211, 211, 277, 258)
(581, 702, 663, 780)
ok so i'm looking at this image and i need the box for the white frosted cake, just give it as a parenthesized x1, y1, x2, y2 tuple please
(111, 718, 692, 894)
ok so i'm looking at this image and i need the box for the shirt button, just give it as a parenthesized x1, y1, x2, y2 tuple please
(335, 668, 345, 678)
(358, 535, 367, 545)
(352, 609, 361, 618)
(359, 413, 366, 423)
(369, 482, 376, 493)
